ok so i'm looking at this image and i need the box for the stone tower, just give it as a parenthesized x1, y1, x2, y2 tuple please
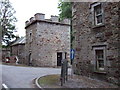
(25, 13, 70, 67)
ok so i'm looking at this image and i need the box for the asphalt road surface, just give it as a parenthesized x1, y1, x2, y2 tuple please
(0, 64, 2, 89)
(2, 64, 71, 88)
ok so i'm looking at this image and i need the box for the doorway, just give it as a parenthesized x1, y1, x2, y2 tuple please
(28, 53, 32, 66)
(57, 52, 62, 66)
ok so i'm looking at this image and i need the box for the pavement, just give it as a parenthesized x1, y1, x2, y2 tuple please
(0, 63, 2, 89)
(63, 75, 119, 88)
(2, 64, 71, 88)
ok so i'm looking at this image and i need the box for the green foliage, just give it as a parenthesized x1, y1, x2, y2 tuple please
(58, 1, 72, 21)
(0, 0, 17, 46)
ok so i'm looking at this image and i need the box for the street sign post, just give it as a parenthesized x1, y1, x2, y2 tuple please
(70, 49, 75, 77)
(70, 49, 75, 63)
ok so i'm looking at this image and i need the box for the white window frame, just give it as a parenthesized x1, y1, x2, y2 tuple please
(93, 47, 106, 71)
(91, 3, 104, 26)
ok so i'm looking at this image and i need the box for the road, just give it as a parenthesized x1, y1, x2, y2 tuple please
(0, 64, 2, 89)
(2, 64, 71, 88)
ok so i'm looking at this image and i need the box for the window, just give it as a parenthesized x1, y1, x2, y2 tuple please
(94, 4, 103, 25)
(95, 50, 104, 70)
(30, 32, 32, 42)
(91, 3, 104, 26)
(93, 46, 106, 71)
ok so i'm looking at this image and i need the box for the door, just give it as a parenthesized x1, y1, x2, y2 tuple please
(28, 53, 32, 66)
(57, 52, 62, 66)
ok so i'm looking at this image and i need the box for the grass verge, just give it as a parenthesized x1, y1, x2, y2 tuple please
(38, 74, 62, 88)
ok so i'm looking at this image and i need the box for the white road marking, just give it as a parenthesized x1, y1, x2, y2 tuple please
(2, 83, 8, 89)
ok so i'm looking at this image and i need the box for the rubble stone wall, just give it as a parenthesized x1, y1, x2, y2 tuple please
(11, 44, 25, 64)
(72, 2, 120, 85)
(25, 14, 70, 67)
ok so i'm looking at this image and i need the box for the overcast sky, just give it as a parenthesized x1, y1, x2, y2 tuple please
(10, 0, 59, 37)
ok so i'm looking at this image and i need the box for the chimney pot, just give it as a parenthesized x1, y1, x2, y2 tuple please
(30, 17, 35, 22)
(25, 20, 29, 26)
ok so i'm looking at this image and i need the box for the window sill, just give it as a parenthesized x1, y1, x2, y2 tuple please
(94, 70, 107, 74)
(92, 24, 105, 29)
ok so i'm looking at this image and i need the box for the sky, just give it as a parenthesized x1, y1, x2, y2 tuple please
(9, 0, 60, 37)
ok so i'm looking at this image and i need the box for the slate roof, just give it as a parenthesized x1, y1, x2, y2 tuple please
(11, 37, 26, 46)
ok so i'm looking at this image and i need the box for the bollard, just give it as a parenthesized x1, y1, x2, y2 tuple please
(65, 60, 68, 81)
(60, 59, 68, 86)
(61, 60, 64, 86)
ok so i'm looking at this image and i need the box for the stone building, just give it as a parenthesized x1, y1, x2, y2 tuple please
(25, 13, 70, 67)
(72, 2, 120, 85)
(11, 37, 26, 64)
(2, 48, 10, 62)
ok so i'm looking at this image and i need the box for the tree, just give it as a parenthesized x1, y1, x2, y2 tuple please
(0, 0, 17, 46)
(58, 1, 72, 20)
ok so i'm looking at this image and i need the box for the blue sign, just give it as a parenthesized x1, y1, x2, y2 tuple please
(70, 49, 75, 60)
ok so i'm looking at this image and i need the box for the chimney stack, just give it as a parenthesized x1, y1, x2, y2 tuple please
(62, 18, 70, 24)
(30, 17, 35, 22)
(25, 20, 29, 26)
(34, 13, 45, 20)
(50, 15, 59, 22)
